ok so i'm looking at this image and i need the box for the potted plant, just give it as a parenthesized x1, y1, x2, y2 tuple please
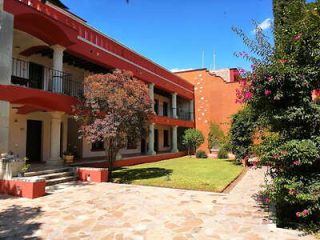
(17, 158, 30, 177)
(63, 144, 77, 163)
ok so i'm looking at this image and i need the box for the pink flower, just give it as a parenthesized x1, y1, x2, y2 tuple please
(274, 154, 279, 159)
(279, 59, 288, 64)
(266, 77, 273, 81)
(302, 209, 309, 216)
(251, 64, 256, 69)
(281, 151, 288, 155)
(294, 34, 302, 41)
(245, 92, 252, 100)
(265, 197, 270, 204)
(293, 160, 300, 166)
(296, 212, 301, 218)
(289, 189, 296, 195)
(239, 68, 245, 74)
(264, 90, 272, 96)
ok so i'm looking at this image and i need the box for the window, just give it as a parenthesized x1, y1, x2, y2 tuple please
(127, 137, 137, 149)
(91, 141, 104, 151)
(154, 99, 159, 115)
(163, 130, 169, 147)
(163, 102, 168, 116)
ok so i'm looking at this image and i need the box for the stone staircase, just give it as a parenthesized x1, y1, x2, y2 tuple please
(24, 167, 77, 186)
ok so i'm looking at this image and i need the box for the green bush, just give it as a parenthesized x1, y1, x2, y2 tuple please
(232, 0, 320, 229)
(208, 122, 225, 150)
(196, 150, 208, 159)
(230, 106, 257, 162)
(260, 139, 320, 227)
(182, 128, 205, 156)
(218, 147, 228, 159)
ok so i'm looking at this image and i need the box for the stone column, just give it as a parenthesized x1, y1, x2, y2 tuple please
(149, 83, 155, 112)
(190, 100, 194, 121)
(0, 8, 13, 154)
(171, 126, 178, 153)
(51, 45, 65, 93)
(148, 124, 156, 155)
(49, 112, 64, 165)
(172, 92, 177, 118)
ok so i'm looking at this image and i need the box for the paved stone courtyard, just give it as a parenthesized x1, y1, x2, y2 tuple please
(0, 167, 314, 240)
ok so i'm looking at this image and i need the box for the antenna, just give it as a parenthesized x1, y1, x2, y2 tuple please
(213, 50, 216, 71)
(202, 51, 205, 68)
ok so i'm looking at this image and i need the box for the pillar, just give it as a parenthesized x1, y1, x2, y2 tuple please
(148, 124, 156, 155)
(0, 7, 13, 154)
(149, 83, 155, 112)
(171, 126, 178, 153)
(190, 100, 194, 121)
(172, 92, 177, 118)
(52, 45, 65, 93)
(49, 112, 64, 165)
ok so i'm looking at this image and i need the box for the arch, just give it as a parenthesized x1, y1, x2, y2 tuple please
(14, 13, 76, 47)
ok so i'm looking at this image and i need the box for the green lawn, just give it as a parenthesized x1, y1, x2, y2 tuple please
(113, 157, 244, 192)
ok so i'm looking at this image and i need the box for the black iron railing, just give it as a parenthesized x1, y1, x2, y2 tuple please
(155, 107, 193, 121)
(11, 58, 83, 97)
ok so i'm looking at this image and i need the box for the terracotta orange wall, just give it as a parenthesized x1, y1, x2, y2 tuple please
(176, 69, 243, 152)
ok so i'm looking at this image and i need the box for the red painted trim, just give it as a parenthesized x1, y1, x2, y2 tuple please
(0, 179, 46, 199)
(151, 116, 195, 128)
(4, 0, 195, 100)
(0, 85, 79, 114)
(76, 152, 186, 169)
(230, 69, 240, 82)
(77, 168, 108, 182)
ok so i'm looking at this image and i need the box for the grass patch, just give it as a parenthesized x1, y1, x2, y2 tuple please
(113, 157, 243, 192)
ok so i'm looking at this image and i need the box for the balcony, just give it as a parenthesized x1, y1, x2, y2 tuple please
(11, 58, 83, 97)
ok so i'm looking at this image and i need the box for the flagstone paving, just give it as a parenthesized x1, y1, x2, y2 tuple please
(0, 167, 315, 240)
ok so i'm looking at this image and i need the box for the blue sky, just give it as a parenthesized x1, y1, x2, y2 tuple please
(63, 0, 273, 71)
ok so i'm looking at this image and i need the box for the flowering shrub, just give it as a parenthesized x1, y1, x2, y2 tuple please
(232, 0, 320, 230)
(74, 70, 153, 178)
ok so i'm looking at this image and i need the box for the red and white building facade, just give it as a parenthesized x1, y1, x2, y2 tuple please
(0, 0, 195, 167)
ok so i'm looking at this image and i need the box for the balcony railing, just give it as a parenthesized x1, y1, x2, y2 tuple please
(155, 107, 193, 121)
(11, 58, 83, 97)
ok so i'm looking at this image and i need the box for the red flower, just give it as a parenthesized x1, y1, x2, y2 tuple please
(279, 59, 288, 64)
(302, 209, 309, 216)
(296, 212, 301, 218)
(294, 33, 302, 41)
(245, 92, 252, 100)
(264, 90, 272, 96)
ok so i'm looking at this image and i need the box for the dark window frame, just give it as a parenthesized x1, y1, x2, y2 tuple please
(163, 130, 169, 147)
(91, 140, 105, 152)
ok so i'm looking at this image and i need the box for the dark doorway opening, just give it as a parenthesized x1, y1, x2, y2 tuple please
(29, 62, 44, 89)
(141, 138, 146, 154)
(26, 120, 42, 162)
(154, 129, 159, 152)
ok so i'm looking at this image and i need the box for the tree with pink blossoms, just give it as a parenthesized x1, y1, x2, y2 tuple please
(74, 70, 153, 179)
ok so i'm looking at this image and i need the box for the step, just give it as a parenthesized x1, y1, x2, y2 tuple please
(46, 176, 77, 186)
(24, 167, 72, 177)
(38, 171, 74, 180)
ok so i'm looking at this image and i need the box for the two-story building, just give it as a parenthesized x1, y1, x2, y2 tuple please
(0, 0, 195, 167)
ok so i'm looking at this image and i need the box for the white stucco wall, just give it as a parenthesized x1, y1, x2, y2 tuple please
(8, 106, 68, 162)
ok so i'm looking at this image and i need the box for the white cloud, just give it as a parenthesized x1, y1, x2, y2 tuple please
(170, 68, 194, 72)
(252, 18, 273, 33)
